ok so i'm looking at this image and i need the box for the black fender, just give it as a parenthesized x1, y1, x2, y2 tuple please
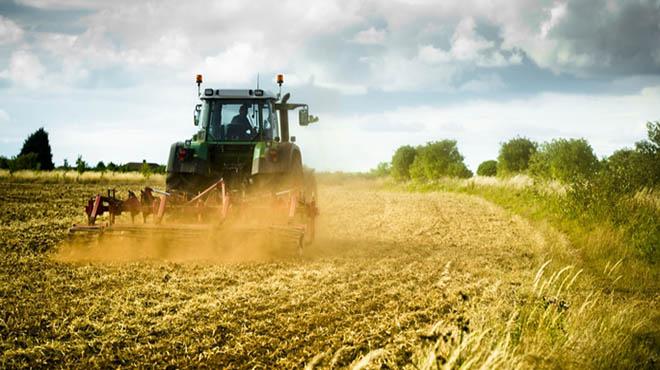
(166, 142, 209, 176)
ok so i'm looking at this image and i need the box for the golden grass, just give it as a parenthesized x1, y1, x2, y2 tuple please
(0, 177, 656, 368)
(0, 169, 166, 184)
(633, 188, 660, 211)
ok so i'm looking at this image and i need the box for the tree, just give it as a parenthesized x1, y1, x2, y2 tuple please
(477, 160, 498, 177)
(19, 127, 54, 170)
(409, 140, 472, 180)
(497, 137, 537, 176)
(370, 162, 391, 177)
(390, 145, 417, 180)
(529, 138, 599, 183)
(597, 121, 660, 194)
(154, 164, 167, 174)
(95, 161, 106, 172)
(140, 160, 152, 179)
(75, 155, 87, 174)
(107, 162, 117, 172)
(633, 121, 660, 186)
(6, 153, 39, 174)
(641, 120, 660, 149)
(0, 156, 9, 169)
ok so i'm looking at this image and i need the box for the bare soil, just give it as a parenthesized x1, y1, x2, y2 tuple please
(0, 180, 557, 368)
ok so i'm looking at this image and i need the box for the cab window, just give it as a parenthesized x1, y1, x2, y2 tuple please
(201, 100, 276, 142)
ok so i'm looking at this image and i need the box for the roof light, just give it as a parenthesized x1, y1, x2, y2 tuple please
(204, 88, 213, 96)
(196, 74, 203, 96)
(254, 89, 264, 96)
(277, 74, 284, 86)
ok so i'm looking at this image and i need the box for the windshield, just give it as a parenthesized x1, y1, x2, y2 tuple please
(200, 100, 278, 142)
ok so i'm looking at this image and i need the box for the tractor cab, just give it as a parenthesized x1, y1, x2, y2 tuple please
(193, 90, 280, 143)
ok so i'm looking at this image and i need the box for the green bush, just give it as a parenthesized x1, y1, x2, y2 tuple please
(391, 145, 417, 180)
(529, 138, 599, 183)
(75, 155, 87, 174)
(370, 162, 391, 177)
(409, 140, 472, 180)
(476, 160, 497, 177)
(588, 122, 659, 197)
(140, 160, 152, 179)
(564, 122, 660, 261)
(7, 153, 39, 173)
(497, 137, 537, 176)
(632, 121, 660, 186)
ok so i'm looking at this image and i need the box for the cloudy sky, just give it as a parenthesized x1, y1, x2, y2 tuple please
(1, 0, 659, 171)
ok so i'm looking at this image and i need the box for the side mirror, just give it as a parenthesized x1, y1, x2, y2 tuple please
(299, 108, 309, 126)
(193, 104, 202, 126)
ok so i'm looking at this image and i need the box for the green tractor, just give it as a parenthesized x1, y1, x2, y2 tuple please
(69, 74, 319, 253)
(166, 74, 318, 199)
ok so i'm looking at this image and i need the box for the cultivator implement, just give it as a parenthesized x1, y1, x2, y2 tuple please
(68, 179, 318, 256)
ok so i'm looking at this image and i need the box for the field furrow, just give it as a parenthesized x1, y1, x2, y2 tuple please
(1, 181, 559, 368)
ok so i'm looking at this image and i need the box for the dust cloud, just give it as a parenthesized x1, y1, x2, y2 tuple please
(55, 204, 305, 264)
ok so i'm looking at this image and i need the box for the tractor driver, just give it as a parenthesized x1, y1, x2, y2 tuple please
(229, 104, 254, 140)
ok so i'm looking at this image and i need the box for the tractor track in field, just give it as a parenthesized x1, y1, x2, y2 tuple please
(0, 180, 553, 368)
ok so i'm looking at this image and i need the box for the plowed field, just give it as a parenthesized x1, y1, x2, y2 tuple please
(0, 180, 576, 368)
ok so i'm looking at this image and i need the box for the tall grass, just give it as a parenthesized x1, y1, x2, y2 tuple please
(385, 174, 658, 368)
(398, 175, 658, 268)
(0, 169, 166, 185)
(413, 261, 656, 369)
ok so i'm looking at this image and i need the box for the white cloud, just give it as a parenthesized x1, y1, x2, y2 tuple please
(540, 2, 567, 38)
(313, 80, 367, 95)
(363, 51, 457, 92)
(200, 43, 276, 86)
(496, 0, 660, 75)
(1, 50, 46, 89)
(0, 15, 24, 44)
(450, 18, 494, 61)
(459, 74, 505, 92)
(351, 27, 387, 45)
(363, 16, 522, 92)
(417, 44, 451, 64)
(0, 109, 9, 123)
(21, 0, 365, 91)
(3, 0, 657, 94)
(14, 0, 107, 9)
(1, 0, 659, 170)
(296, 86, 660, 171)
(419, 17, 521, 69)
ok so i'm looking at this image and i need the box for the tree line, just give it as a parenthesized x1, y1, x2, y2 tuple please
(375, 121, 659, 190)
(0, 128, 166, 175)
(373, 121, 659, 259)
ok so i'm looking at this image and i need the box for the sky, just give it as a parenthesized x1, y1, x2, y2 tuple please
(0, 0, 659, 172)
